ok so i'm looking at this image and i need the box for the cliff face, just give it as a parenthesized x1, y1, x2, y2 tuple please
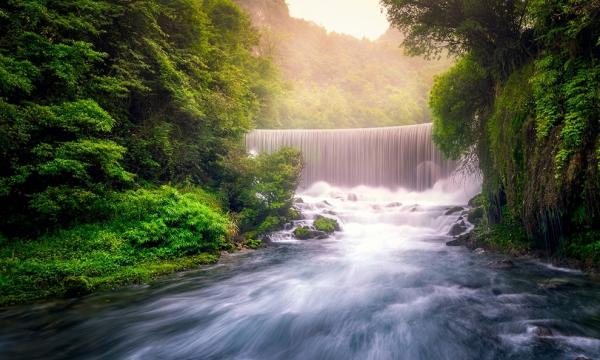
(234, 0, 452, 129)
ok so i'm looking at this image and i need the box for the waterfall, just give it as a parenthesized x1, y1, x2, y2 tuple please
(246, 123, 458, 190)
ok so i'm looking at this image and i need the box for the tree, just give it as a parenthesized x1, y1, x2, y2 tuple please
(381, 0, 534, 78)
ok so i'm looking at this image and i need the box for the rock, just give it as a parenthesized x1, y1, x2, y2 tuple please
(323, 210, 337, 216)
(487, 259, 515, 269)
(468, 193, 484, 207)
(314, 231, 329, 239)
(474, 248, 486, 255)
(293, 197, 304, 204)
(293, 226, 314, 240)
(63, 276, 93, 297)
(492, 288, 502, 295)
(537, 278, 576, 291)
(448, 220, 468, 236)
(314, 216, 341, 233)
(575, 356, 591, 360)
(467, 207, 485, 224)
(533, 325, 553, 337)
(293, 226, 330, 240)
(347, 193, 358, 201)
(445, 206, 464, 215)
(385, 202, 402, 208)
(446, 238, 465, 246)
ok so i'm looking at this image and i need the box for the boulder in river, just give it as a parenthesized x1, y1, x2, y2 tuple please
(487, 259, 515, 269)
(446, 238, 465, 246)
(467, 207, 485, 224)
(385, 202, 402, 208)
(314, 216, 341, 233)
(532, 325, 553, 337)
(537, 277, 577, 291)
(347, 193, 358, 201)
(293, 226, 329, 240)
(445, 206, 464, 215)
(448, 220, 468, 236)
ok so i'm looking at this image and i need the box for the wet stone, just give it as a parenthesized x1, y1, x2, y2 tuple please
(445, 206, 464, 215)
(385, 202, 402, 208)
(448, 220, 468, 236)
(487, 259, 515, 269)
(533, 325, 553, 337)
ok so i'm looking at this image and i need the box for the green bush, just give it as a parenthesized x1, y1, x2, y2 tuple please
(293, 226, 313, 240)
(313, 216, 340, 234)
(222, 147, 303, 236)
(0, 186, 231, 305)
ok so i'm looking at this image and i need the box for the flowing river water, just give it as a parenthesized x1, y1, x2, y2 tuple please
(2, 124, 600, 359)
(1, 181, 600, 359)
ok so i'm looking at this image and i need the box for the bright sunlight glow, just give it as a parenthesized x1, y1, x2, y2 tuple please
(286, 0, 390, 40)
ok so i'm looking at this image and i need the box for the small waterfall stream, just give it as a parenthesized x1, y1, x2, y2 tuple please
(246, 123, 457, 190)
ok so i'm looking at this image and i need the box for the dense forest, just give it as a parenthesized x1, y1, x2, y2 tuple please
(235, 0, 452, 128)
(382, 0, 600, 267)
(0, 0, 301, 304)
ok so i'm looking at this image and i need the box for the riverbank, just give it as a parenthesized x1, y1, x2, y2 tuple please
(449, 211, 600, 275)
(0, 186, 234, 307)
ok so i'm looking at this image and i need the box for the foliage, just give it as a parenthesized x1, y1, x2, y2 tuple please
(384, 0, 600, 257)
(313, 216, 340, 234)
(381, 0, 532, 78)
(430, 54, 491, 159)
(0, 0, 303, 304)
(0, 186, 230, 305)
(293, 226, 313, 240)
(474, 208, 533, 256)
(221, 147, 303, 235)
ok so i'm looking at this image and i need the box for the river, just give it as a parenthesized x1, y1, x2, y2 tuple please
(1, 181, 599, 360)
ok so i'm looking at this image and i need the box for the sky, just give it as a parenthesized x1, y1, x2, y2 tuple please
(286, 0, 390, 40)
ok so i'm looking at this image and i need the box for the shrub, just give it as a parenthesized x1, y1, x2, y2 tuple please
(313, 216, 340, 234)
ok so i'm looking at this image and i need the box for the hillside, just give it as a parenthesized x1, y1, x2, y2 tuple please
(235, 0, 452, 128)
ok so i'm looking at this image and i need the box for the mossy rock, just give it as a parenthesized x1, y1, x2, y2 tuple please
(63, 276, 93, 297)
(293, 226, 314, 240)
(445, 206, 464, 215)
(468, 207, 485, 224)
(313, 216, 340, 233)
(468, 193, 485, 208)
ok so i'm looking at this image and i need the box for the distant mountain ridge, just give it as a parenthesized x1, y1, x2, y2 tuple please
(235, 0, 452, 128)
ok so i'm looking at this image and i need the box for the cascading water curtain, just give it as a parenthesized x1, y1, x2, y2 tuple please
(246, 123, 458, 191)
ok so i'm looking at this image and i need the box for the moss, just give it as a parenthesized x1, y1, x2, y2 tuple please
(293, 226, 313, 240)
(313, 216, 340, 233)
(467, 207, 485, 224)
(62, 276, 93, 297)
